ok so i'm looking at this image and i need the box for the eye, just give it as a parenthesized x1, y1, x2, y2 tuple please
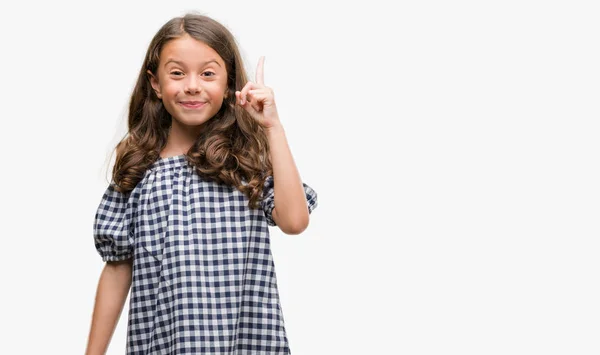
(203, 71, 216, 77)
(170, 70, 184, 76)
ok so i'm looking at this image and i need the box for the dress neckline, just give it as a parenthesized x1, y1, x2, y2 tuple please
(151, 154, 189, 171)
(159, 154, 186, 160)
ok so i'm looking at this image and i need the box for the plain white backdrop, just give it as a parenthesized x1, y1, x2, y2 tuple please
(0, 0, 598, 354)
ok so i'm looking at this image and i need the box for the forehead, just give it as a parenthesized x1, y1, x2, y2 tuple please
(160, 34, 224, 66)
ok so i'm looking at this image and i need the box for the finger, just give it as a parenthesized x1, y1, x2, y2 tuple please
(239, 82, 256, 105)
(256, 56, 265, 85)
(245, 90, 261, 111)
(244, 96, 259, 115)
(247, 89, 269, 100)
(247, 90, 270, 104)
(236, 90, 261, 113)
(235, 90, 248, 108)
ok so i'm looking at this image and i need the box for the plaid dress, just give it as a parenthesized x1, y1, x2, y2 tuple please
(93, 154, 318, 354)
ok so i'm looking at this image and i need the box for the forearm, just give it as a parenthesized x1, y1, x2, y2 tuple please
(266, 123, 309, 234)
(86, 260, 133, 355)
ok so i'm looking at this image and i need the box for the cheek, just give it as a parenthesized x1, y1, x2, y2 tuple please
(163, 82, 181, 97)
(209, 84, 227, 100)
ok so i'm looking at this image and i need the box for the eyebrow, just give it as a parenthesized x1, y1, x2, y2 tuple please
(164, 59, 221, 68)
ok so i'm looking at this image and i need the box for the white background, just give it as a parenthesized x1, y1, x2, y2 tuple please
(0, 1, 598, 354)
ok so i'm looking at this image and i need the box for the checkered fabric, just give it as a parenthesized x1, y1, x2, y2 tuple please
(93, 154, 318, 354)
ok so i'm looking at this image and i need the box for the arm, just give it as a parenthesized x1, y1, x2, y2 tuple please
(266, 123, 310, 234)
(85, 258, 133, 355)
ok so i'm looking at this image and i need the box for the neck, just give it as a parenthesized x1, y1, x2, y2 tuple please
(161, 120, 205, 157)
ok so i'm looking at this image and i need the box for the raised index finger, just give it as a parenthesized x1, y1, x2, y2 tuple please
(256, 56, 265, 85)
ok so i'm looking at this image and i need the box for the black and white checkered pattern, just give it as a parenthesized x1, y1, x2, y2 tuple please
(93, 154, 318, 354)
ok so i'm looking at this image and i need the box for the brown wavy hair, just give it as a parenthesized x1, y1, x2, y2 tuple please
(109, 13, 273, 210)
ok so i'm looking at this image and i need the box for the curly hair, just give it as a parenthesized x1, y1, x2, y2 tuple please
(110, 13, 273, 210)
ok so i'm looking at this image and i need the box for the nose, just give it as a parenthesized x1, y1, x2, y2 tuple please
(185, 75, 201, 94)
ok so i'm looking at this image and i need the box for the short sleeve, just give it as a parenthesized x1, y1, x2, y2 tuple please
(261, 175, 318, 227)
(93, 181, 136, 262)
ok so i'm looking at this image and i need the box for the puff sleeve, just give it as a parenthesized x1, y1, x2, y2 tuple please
(261, 175, 318, 227)
(92, 181, 136, 262)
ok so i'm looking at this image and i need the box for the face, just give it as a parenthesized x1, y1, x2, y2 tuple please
(148, 34, 229, 131)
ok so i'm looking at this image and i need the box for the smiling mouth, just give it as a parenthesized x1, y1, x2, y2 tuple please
(179, 102, 207, 109)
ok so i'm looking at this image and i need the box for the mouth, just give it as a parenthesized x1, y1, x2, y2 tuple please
(179, 101, 207, 109)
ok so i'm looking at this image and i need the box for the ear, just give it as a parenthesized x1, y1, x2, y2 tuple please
(147, 70, 162, 99)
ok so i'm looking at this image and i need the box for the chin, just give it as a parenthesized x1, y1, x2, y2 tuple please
(175, 115, 215, 127)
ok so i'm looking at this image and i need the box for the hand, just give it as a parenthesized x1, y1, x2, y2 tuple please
(235, 56, 281, 130)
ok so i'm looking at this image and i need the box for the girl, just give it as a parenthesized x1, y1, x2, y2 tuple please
(86, 13, 318, 355)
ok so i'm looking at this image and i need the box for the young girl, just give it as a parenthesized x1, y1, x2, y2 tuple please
(86, 13, 318, 355)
